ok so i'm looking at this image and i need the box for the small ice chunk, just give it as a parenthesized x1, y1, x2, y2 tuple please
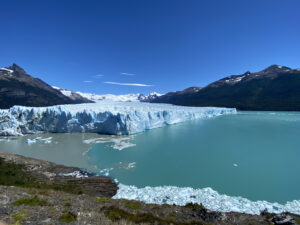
(25, 136, 53, 144)
(98, 168, 114, 176)
(120, 162, 136, 170)
(59, 171, 88, 178)
(26, 139, 36, 144)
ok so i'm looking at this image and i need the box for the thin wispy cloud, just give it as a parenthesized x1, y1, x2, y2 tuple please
(94, 74, 104, 78)
(104, 81, 153, 87)
(121, 72, 135, 76)
(83, 80, 93, 83)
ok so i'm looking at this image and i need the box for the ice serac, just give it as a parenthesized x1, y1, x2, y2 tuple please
(0, 101, 236, 136)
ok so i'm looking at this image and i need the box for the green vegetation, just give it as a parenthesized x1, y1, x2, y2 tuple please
(104, 206, 207, 225)
(0, 157, 34, 187)
(50, 184, 83, 195)
(13, 196, 49, 206)
(58, 211, 77, 223)
(0, 157, 84, 195)
(48, 208, 58, 213)
(10, 209, 27, 225)
(122, 199, 142, 210)
(64, 202, 71, 207)
(294, 217, 300, 224)
(185, 203, 206, 211)
(95, 197, 111, 204)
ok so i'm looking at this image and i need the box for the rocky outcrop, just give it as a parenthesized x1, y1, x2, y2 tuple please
(272, 214, 296, 225)
(0, 152, 118, 197)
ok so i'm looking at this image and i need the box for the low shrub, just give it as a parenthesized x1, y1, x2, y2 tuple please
(58, 211, 77, 223)
(14, 196, 49, 206)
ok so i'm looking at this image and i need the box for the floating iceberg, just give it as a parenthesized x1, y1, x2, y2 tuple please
(26, 137, 53, 144)
(113, 184, 300, 215)
(0, 101, 236, 136)
(83, 136, 136, 150)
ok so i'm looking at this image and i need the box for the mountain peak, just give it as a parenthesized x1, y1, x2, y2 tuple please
(7, 63, 26, 75)
(261, 65, 291, 73)
(243, 71, 251, 75)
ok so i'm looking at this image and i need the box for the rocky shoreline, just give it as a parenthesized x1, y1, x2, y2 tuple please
(0, 152, 118, 197)
(0, 152, 299, 225)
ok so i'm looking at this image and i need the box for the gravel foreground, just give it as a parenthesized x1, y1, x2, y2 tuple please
(0, 152, 299, 225)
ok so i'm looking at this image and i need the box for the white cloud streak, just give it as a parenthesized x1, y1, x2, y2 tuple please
(104, 81, 153, 87)
(84, 80, 93, 83)
(95, 74, 104, 78)
(121, 72, 135, 76)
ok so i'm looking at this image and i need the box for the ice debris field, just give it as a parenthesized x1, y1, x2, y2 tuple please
(0, 101, 236, 136)
(114, 184, 300, 215)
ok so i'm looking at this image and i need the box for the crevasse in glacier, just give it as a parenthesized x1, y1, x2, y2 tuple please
(0, 101, 236, 136)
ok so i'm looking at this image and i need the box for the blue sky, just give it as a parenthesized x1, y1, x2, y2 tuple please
(1, 0, 300, 94)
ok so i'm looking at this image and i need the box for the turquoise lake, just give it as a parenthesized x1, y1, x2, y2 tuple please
(0, 111, 299, 204)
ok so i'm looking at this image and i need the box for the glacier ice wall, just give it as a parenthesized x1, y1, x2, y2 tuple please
(0, 101, 236, 136)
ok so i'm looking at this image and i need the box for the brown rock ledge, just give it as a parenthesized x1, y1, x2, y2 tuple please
(0, 152, 118, 197)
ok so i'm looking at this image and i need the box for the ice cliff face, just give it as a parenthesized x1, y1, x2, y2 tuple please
(0, 101, 236, 136)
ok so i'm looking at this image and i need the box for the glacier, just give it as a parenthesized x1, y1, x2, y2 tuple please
(0, 101, 236, 136)
(113, 184, 300, 215)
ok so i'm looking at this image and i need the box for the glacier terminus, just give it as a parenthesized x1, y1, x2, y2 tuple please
(0, 101, 236, 136)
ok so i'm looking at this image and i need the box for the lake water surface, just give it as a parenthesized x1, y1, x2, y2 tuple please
(0, 111, 299, 205)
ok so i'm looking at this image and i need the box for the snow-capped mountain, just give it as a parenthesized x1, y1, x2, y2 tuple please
(53, 86, 162, 102)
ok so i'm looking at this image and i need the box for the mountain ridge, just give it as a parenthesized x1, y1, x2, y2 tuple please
(151, 65, 300, 111)
(0, 64, 93, 109)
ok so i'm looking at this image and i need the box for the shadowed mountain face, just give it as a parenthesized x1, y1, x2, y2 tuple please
(152, 65, 300, 111)
(0, 64, 93, 109)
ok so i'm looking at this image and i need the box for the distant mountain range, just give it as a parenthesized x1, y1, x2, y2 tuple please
(53, 86, 162, 103)
(151, 65, 300, 111)
(2, 64, 300, 111)
(0, 64, 92, 109)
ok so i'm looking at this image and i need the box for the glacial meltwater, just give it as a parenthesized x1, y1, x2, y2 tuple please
(0, 111, 299, 214)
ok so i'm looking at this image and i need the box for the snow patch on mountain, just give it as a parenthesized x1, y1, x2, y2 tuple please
(52, 86, 72, 97)
(225, 75, 246, 84)
(0, 67, 14, 76)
